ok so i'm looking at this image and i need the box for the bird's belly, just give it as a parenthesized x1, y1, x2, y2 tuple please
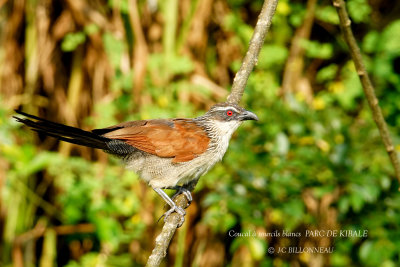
(123, 150, 224, 189)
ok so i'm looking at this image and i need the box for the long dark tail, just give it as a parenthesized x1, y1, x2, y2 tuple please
(14, 110, 110, 150)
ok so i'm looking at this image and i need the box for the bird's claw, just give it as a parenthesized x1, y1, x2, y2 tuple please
(154, 187, 191, 228)
(158, 205, 186, 228)
(172, 187, 193, 207)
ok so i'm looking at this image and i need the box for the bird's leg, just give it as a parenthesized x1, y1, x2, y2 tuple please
(153, 187, 186, 227)
(185, 178, 200, 192)
(171, 178, 199, 203)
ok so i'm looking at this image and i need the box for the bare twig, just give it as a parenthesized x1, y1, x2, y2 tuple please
(226, 0, 279, 104)
(146, 194, 189, 267)
(129, 0, 148, 106)
(281, 0, 317, 101)
(146, 1, 279, 265)
(12, 221, 95, 266)
(14, 222, 95, 244)
(332, 0, 400, 185)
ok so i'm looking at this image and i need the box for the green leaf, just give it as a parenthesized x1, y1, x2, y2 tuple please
(248, 238, 267, 260)
(258, 45, 288, 69)
(380, 20, 400, 56)
(84, 24, 100, 35)
(94, 216, 122, 249)
(61, 32, 86, 52)
(103, 32, 126, 68)
(301, 40, 333, 59)
(348, 0, 371, 23)
(359, 240, 396, 267)
(315, 6, 339, 25)
(362, 31, 379, 53)
(316, 64, 338, 83)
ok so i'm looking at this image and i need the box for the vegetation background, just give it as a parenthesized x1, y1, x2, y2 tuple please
(1, 0, 400, 266)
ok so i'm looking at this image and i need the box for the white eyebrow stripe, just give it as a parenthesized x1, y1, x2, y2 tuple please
(213, 106, 240, 113)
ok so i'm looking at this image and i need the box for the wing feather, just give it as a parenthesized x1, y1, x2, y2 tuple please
(101, 119, 209, 162)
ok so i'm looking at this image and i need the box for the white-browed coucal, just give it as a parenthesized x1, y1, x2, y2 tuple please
(14, 102, 258, 225)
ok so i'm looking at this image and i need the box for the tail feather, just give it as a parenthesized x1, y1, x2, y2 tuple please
(14, 110, 109, 150)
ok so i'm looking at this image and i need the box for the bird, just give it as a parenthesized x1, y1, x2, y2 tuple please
(14, 102, 258, 226)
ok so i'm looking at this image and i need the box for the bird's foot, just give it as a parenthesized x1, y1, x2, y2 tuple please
(153, 187, 190, 228)
(158, 204, 186, 228)
(171, 187, 192, 207)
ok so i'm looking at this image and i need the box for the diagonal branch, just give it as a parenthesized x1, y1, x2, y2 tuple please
(332, 0, 400, 185)
(227, 0, 279, 104)
(146, 0, 279, 266)
(281, 0, 317, 101)
(146, 194, 189, 267)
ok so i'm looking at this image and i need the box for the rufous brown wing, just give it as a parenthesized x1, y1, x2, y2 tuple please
(101, 119, 210, 163)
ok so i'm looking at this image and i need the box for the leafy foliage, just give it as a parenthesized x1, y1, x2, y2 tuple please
(1, 0, 400, 266)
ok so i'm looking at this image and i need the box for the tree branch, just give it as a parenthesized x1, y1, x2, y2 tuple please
(146, 194, 189, 267)
(281, 0, 317, 101)
(226, 0, 279, 104)
(332, 0, 400, 185)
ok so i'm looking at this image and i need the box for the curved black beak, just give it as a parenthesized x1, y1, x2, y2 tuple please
(239, 110, 259, 121)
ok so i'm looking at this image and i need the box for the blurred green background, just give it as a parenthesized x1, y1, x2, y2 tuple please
(1, 0, 400, 266)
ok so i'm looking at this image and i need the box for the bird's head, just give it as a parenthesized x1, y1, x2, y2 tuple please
(197, 102, 258, 138)
(206, 102, 259, 122)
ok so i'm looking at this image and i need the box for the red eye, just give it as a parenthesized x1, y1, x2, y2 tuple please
(226, 110, 233, 116)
